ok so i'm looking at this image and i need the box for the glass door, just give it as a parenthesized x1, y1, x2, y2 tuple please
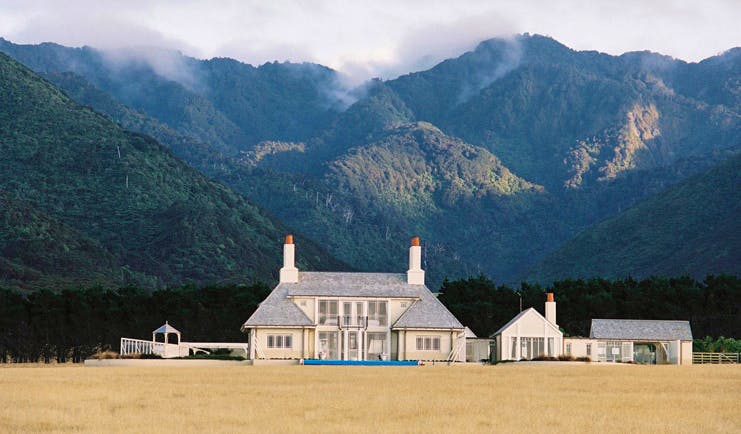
(318, 331, 339, 359)
(348, 331, 359, 360)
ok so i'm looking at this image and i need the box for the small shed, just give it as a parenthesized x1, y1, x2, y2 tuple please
(464, 327, 491, 363)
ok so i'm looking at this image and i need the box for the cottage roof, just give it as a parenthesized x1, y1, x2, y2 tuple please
(285, 272, 422, 298)
(242, 283, 313, 328)
(491, 308, 535, 336)
(242, 272, 463, 330)
(590, 319, 693, 341)
(490, 307, 561, 337)
(392, 287, 464, 330)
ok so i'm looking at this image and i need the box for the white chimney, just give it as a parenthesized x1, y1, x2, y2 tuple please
(407, 236, 425, 285)
(279, 234, 299, 283)
(545, 292, 556, 325)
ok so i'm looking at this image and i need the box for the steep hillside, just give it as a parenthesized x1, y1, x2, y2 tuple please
(527, 154, 741, 281)
(0, 193, 121, 289)
(234, 123, 574, 285)
(2, 35, 737, 284)
(388, 35, 740, 189)
(0, 53, 344, 290)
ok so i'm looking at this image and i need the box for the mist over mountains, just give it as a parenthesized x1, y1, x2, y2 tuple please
(0, 33, 738, 289)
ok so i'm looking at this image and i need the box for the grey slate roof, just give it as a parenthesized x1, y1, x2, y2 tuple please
(285, 272, 422, 298)
(242, 271, 463, 330)
(590, 319, 693, 341)
(392, 285, 464, 330)
(242, 283, 313, 327)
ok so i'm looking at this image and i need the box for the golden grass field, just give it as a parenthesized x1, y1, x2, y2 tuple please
(1, 363, 739, 433)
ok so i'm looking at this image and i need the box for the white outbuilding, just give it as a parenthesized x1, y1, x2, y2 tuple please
(565, 319, 693, 364)
(490, 293, 563, 361)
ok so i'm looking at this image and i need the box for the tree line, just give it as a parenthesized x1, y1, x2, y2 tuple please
(0, 275, 738, 362)
(0, 284, 270, 363)
(438, 274, 739, 341)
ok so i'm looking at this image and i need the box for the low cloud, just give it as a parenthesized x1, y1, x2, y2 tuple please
(1, 0, 739, 86)
(101, 47, 201, 90)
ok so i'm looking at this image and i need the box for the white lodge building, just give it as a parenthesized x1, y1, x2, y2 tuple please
(241, 236, 466, 362)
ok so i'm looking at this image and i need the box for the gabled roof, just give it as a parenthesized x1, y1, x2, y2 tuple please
(243, 271, 463, 330)
(490, 308, 560, 337)
(590, 319, 693, 341)
(242, 283, 313, 328)
(285, 272, 421, 298)
(392, 287, 464, 330)
(152, 322, 181, 335)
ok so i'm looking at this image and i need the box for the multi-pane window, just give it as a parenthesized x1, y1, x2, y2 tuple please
(565, 343, 572, 355)
(415, 336, 441, 351)
(367, 332, 387, 360)
(367, 301, 387, 326)
(356, 302, 364, 326)
(511, 337, 517, 359)
(343, 302, 352, 326)
(267, 334, 292, 349)
(318, 300, 338, 325)
(518, 337, 545, 359)
(586, 343, 592, 356)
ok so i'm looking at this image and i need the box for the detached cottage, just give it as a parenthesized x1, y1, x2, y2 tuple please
(241, 236, 466, 362)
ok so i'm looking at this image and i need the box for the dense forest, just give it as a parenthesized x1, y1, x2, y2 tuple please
(0, 274, 738, 363)
(0, 283, 270, 363)
(2, 35, 737, 288)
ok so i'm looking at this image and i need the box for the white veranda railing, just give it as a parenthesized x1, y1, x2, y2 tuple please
(120, 338, 166, 357)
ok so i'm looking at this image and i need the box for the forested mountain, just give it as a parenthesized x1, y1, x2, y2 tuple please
(0, 53, 345, 290)
(388, 35, 739, 189)
(1, 34, 737, 287)
(527, 154, 741, 281)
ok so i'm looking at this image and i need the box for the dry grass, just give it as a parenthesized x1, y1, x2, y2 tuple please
(0, 363, 739, 433)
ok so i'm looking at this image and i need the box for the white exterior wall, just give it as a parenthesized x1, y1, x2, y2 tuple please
(496, 310, 563, 361)
(253, 328, 305, 359)
(563, 338, 597, 361)
(681, 341, 693, 365)
(389, 299, 413, 325)
(293, 297, 315, 322)
(466, 339, 491, 362)
(584, 339, 692, 364)
(403, 330, 454, 361)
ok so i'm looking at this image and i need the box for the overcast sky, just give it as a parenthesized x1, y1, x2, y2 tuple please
(1, 0, 739, 82)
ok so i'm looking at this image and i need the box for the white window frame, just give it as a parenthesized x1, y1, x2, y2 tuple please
(415, 335, 441, 351)
(367, 301, 388, 326)
(267, 334, 293, 349)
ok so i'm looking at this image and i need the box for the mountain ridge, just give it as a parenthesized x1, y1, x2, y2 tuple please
(1, 34, 737, 287)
